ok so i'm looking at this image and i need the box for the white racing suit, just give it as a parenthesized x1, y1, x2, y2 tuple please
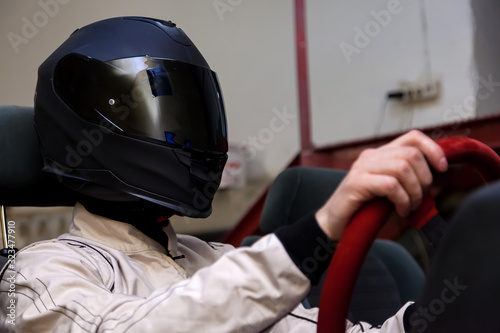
(0, 203, 411, 332)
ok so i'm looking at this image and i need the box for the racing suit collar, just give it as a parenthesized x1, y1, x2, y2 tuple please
(68, 202, 178, 256)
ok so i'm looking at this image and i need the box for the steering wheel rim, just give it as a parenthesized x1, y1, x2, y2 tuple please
(317, 137, 500, 333)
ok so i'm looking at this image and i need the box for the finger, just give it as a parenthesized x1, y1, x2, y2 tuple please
(365, 157, 423, 210)
(365, 146, 433, 190)
(387, 130, 448, 172)
(360, 173, 411, 217)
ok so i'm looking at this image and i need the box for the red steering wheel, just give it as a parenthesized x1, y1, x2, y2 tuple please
(317, 137, 500, 333)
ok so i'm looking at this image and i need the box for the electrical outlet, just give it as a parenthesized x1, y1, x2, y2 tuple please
(400, 79, 441, 103)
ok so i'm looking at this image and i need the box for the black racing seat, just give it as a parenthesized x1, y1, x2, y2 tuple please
(0, 105, 76, 271)
(243, 166, 426, 325)
(409, 179, 500, 332)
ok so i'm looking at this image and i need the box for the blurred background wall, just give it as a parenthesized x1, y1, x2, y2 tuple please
(471, 0, 500, 117)
(308, 0, 475, 145)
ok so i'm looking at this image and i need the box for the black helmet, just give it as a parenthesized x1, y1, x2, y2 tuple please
(34, 17, 228, 218)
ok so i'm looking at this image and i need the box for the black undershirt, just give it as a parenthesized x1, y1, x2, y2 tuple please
(274, 213, 335, 285)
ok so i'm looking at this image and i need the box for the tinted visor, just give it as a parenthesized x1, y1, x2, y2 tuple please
(54, 54, 228, 153)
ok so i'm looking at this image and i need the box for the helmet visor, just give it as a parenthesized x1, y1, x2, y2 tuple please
(54, 54, 228, 153)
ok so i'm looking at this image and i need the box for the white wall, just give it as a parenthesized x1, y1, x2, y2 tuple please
(471, 0, 500, 117)
(0, 0, 476, 176)
(307, 0, 476, 146)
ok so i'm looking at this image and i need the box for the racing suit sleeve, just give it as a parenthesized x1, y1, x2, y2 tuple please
(274, 212, 414, 333)
(0, 216, 411, 333)
(0, 234, 313, 333)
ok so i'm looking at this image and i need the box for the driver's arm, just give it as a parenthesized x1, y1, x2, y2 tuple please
(0, 233, 314, 333)
(272, 130, 447, 332)
(275, 130, 447, 283)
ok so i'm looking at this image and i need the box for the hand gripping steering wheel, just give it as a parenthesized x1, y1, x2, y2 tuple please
(317, 137, 500, 333)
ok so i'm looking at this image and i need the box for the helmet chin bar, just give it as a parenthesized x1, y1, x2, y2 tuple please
(41, 145, 226, 218)
(60, 177, 141, 203)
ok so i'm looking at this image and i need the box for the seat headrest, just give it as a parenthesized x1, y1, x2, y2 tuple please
(259, 167, 346, 234)
(0, 105, 76, 206)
